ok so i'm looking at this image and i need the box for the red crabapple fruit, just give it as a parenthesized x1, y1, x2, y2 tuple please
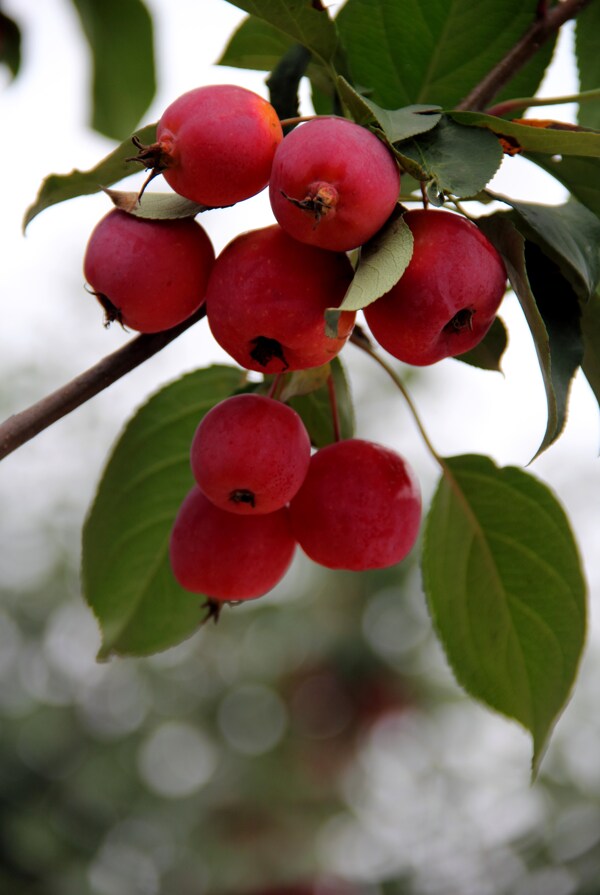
(132, 84, 283, 207)
(205, 224, 355, 373)
(269, 117, 400, 251)
(190, 394, 311, 514)
(363, 209, 507, 365)
(289, 439, 421, 571)
(169, 486, 296, 601)
(83, 209, 215, 333)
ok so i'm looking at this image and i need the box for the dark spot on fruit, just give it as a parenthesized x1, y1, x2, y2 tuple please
(229, 489, 256, 508)
(249, 336, 289, 370)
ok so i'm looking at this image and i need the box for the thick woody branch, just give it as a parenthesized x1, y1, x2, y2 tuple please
(0, 307, 206, 461)
(457, 0, 593, 112)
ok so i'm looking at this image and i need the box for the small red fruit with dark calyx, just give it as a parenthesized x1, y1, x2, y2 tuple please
(83, 209, 215, 333)
(191, 394, 311, 514)
(131, 84, 283, 207)
(205, 224, 355, 373)
(169, 486, 296, 601)
(363, 209, 507, 365)
(289, 438, 421, 571)
(269, 116, 400, 251)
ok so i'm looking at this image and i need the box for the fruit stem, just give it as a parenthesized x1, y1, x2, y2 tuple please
(485, 87, 600, 118)
(350, 332, 446, 471)
(327, 372, 341, 442)
(278, 115, 319, 128)
(267, 372, 285, 400)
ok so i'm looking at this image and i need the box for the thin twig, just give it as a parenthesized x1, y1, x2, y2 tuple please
(457, 0, 593, 112)
(0, 307, 206, 461)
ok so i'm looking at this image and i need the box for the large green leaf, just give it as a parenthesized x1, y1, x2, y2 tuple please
(70, 0, 156, 140)
(487, 194, 600, 302)
(450, 111, 600, 157)
(224, 0, 341, 68)
(423, 454, 587, 773)
(395, 117, 503, 198)
(335, 0, 553, 110)
(478, 214, 583, 457)
(217, 14, 295, 70)
(527, 154, 600, 219)
(23, 124, 156, 230)
(582, 290, 600, 411)
(82, 365, 247, 659)
(575, 2, 600, 131)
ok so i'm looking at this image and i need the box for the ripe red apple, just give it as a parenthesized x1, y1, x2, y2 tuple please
(169, 486, 295, 601)
(132, 84, 283, 207)
(363, 209, 507, 365)
(190, 394, 311, 514)
(269, 116, 400, 251)
(205, 224, 355, 373)
(289, 438, 421, 571)
(83, 209, 215, 333)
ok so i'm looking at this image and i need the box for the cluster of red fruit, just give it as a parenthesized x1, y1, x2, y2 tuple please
(82, 83, 507, 605)
(169, 393, 421, 602)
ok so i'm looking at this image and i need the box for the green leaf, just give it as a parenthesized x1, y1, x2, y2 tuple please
(23, 124, 156, 230)
(288, 357, 354, 447)
(82, 365, 247, 659)
(456, 315, 508, 372)
(487, 193, 600, 302)
(450, 111, 600, 157)
(575, 2, 600, 131)
(224, 0, 340, 68)
(395, 117, 503, 198)
(335, 0, 553, 110)
(70, 0, 156, 140)
(336, 78, 441, 140)
(526, 154, 600, 219)
(325, 213, 413, 337)
(104, 189, 209, 219)
(581, 290, 600, 411)
(0, 10, 21, 80)
(422, 453, 587, 773)
(478, 215, 583, 457)
(217, 14, 295, 70)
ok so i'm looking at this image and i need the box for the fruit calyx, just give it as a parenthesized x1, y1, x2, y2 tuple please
(127, 133, 176, 199)
(229, 489, 256, 509)
(87, 288, 124, 329)
(444, 307, 475, 334)
(281, 181, 339, 225)
(249, 336, 290, 370)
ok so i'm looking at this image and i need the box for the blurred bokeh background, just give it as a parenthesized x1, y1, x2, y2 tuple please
(1, 1, 599, 893)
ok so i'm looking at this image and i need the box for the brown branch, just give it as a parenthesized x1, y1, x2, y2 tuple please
(457, 0, 593, 112)
(0, 307, 206, 461)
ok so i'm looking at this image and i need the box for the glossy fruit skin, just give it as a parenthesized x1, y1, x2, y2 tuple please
(269, 117, 400, 251)
(157, 85, 283, 206)
(205, 224, 355, 374)
(83, 209, 215, 333)
(190, 394, 311, 514)
(363, 209, 507, 365)
(289, 438, 421, 571)
(169, 486, 296, 601)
